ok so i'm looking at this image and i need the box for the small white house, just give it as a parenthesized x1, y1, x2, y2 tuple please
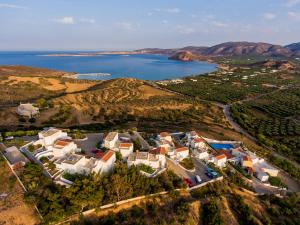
(175, 147, 189, 161)
(150, 147, 167, 168)
(213, 153, 227, 168)
(37, 128, 68, 147)
(193, 148, 209, 160)
(158, 132, 173, 143)
(17, 103, 39, 118)
(127, 151, 165, 169)
(118, 142, 134, 160)
(256, 169, 269, 182)
(52, 139, 78, 158)
(94, 150, 116, 174)
(191, 138, 207, 149)
(103, 132, 118, 149)
(55, 154, 94, 175)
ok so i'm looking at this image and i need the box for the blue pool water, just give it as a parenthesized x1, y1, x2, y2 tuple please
(0, 51, 217, 81)
(209, 143, 234, 150)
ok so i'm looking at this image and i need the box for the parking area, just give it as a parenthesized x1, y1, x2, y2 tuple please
(74, 133, 103, 156)
(167, 157, 215, 186)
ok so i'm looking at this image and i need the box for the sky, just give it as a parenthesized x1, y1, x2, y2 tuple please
(0, 0, 300, 50)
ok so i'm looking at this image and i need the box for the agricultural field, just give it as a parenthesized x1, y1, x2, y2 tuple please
(231, 87, 300, 163)
(164, 66, 300, 104)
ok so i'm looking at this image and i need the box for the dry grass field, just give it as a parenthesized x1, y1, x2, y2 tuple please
(0, 156, 40, 225)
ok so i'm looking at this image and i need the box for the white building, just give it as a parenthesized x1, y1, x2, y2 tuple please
(158, 132, 173, 143)
(174, 147, 189, 161)
(193, 148, 209, 160)
(55, 154, 95, 175)
(37, 128, 68, 147)
(256, 169, 269, 182)
(52, 139, 78, 158)
(94, 150, 116, 174)
(103, 132, 118, 149)
(17, 103, 39, 118)
(212, 153, 227, 168)
(191, 138, 207, 149)
(127, 151, 166, 169)
(118, 142, 134, 160)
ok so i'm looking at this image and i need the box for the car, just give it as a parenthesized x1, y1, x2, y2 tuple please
(5, 136, 14, 140)
(205, 168, 218, 178)
(91, 149, 100, 154)
(184, 178, 193, 187)
(195, 175, 202, 183)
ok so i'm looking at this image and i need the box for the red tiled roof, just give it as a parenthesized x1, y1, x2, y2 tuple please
(150, 147, 167, 155)
(176, 147, 189, 152)
(215, 153, 227, 161)
(160, 132, 170, 137)
(243, 155, 252, 162)
(101, 150, 114, 162)
(119, 143, 133, 149)
(219, 150, 235, 159)
(54, 139, 73, 148)
(193, 138, 205, 143)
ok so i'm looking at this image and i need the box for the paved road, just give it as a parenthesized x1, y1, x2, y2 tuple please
(167, 157, 212, 186)
(132, 131, 151, 150)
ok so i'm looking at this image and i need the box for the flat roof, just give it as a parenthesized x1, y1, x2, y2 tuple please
(40, 128, 60, 137)
(62, 154, 83, 165)
(4, 146, 28, 165)
(105, 132, 118, 142)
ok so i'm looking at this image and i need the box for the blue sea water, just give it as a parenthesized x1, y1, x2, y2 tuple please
(0, 51, 217, 80)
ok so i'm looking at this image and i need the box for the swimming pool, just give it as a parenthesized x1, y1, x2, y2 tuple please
(209, 143, 234, 150)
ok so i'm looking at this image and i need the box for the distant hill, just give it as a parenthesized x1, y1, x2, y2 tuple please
(285, 42, 300, 57)
(168, 51, 208, 61)
(138, 41, 300, 60)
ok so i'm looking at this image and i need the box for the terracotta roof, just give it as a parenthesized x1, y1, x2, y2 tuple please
(176, 147, 189, 153)
(54, 139, 73, 148)
(215, 153, 227, 161)
(101, 150, 115, 162)
(119, 143, 133, 149)
(160, 132, 171, 137)
(243, 155, 252, 162)
(150, 147, 167, 155)
(219, 150, 235, 159)
(193, 138, 205, 143)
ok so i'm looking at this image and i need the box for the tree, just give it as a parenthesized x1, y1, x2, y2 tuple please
(107, 174, 133, 202)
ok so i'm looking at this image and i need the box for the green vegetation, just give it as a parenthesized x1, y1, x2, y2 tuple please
(231, 88, 300, 163)
(138, 164, 155, 174)
(269, 156, 300, 180)
(202, 199, 223, 225)
(70, 130, 86, 139)
(229, 194, 259, 225)
(164, 68, 299, 104)
(260, 193, 300, 225)
(44, 104, 71, 125)
(179, 157, 195, 170)
(20, 162, 184, 223)
(74, 197, 191, 225)
(268, 176, 287, 188)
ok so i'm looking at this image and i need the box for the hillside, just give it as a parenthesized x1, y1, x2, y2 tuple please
(286, 42, 300, 57)
(168, 51, 208, 61)
(71, 181, 300, 225)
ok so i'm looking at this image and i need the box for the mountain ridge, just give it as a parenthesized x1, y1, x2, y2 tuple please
(137, 41, 300, 59)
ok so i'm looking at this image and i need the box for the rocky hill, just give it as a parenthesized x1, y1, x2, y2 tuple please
(168, 51, 208, 61)
(250, 59, 297, 71)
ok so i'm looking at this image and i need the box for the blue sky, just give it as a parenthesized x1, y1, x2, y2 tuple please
(0, 0, 300, 50)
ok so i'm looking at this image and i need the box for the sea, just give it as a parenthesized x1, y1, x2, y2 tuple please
(0, 51, 217, 81)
